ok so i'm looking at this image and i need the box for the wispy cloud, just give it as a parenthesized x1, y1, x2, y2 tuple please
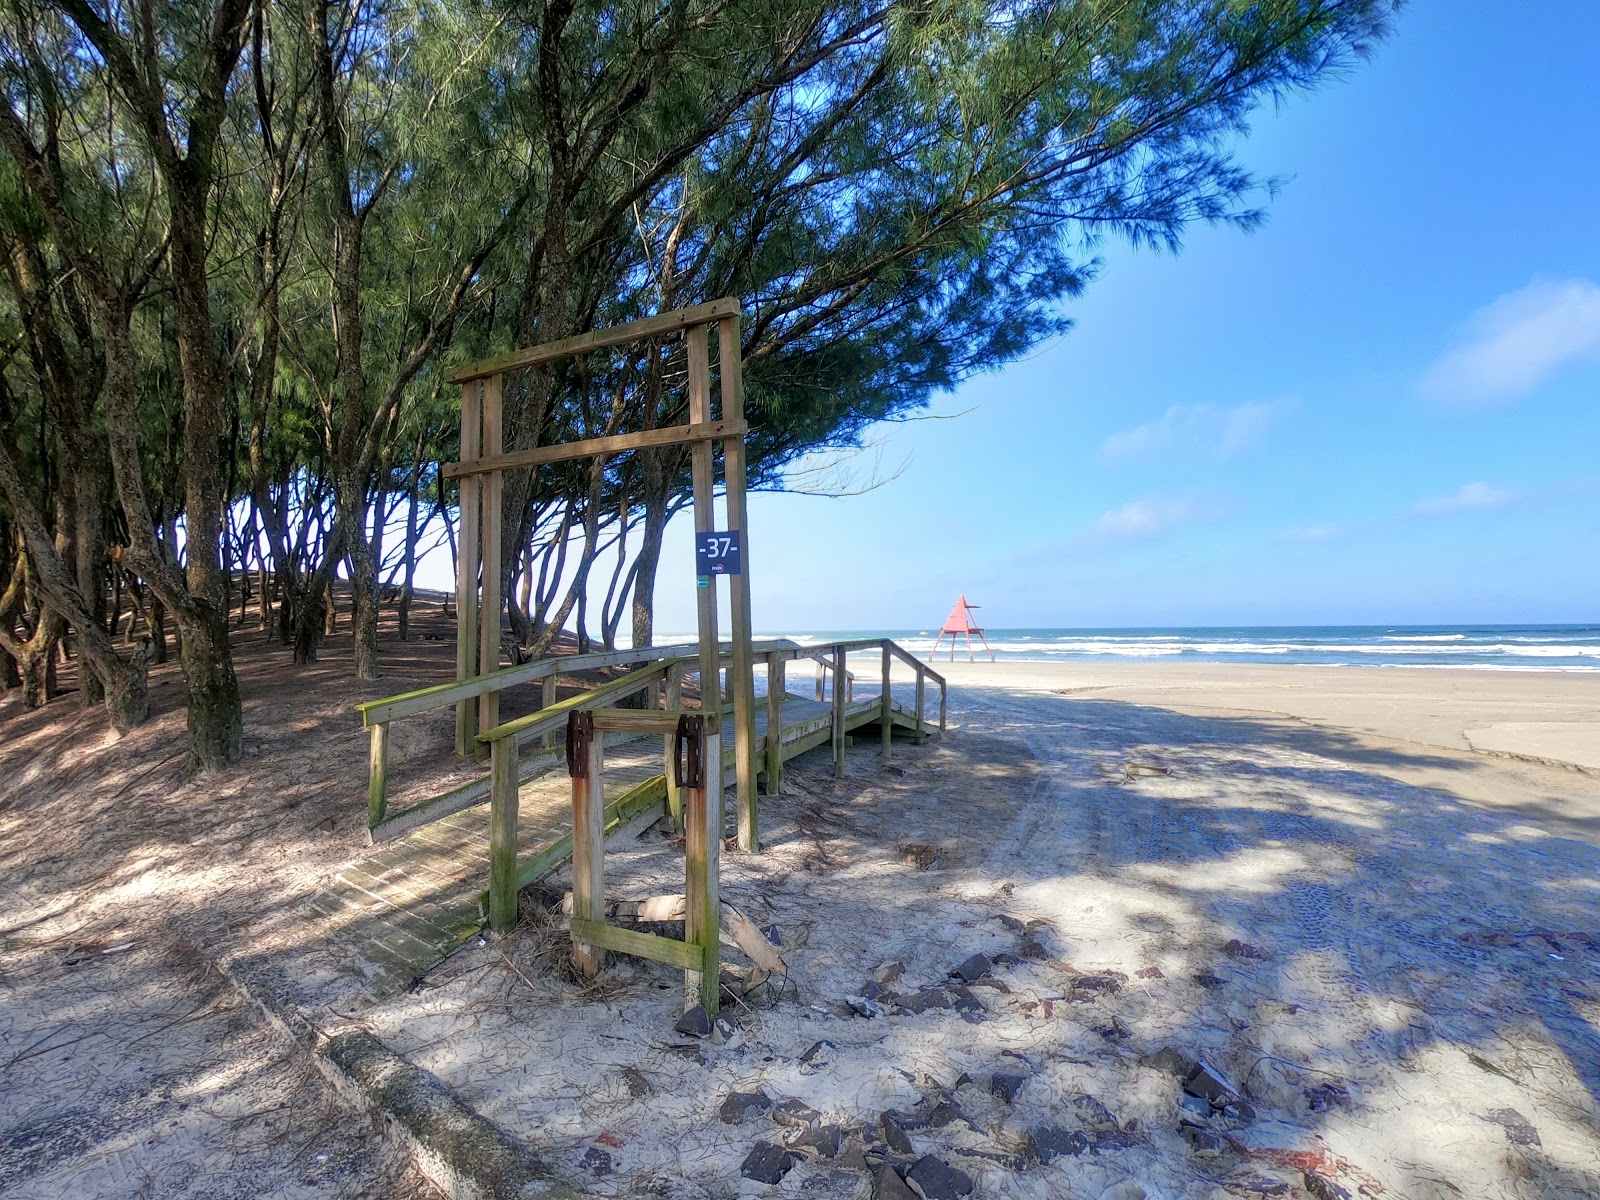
(1418, 278, 1600, 405)
(1075, 495, 1218, 550)
(1414, 482, 1515, 516)
(1100, 400, 1284, 462)
(1277, 522, 1346, 544)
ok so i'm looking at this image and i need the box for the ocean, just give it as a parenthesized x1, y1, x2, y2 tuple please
(761, 625, 1600, 672)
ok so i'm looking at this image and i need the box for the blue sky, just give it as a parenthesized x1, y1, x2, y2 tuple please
(420, 1, 1600, 635)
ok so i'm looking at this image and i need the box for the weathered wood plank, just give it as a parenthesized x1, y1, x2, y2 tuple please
(487, 738, 520, 934)
(568, 918, 702, 970)
(477, 373, 503, 746)
(445, 298, 739, 383)
(367, 721, 389, 828)
(455, 380, 482, 755)
(444, 419, 747, 479)
(570, 724, 606, 978)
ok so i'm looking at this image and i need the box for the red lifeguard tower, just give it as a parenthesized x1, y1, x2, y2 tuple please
(930, 594, 995, 662)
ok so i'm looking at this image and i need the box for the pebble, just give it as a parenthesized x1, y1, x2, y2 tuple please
(1225, 938, 1271, 960)
(578, 1147, 612, 1176)
(989, 1072, 1027, 1103)
(772, 1098, 821, 1129)
(1302, 1171, 1354, 1200)
(1071, 1094, 1119, 1131)
(740, 1141, 793, 1185)
(789, 1124, 843, 1158)
(1182, 1060, 1239, 1104)
(674, 1005, 711, 1037)
(875, 1164, 920, 1200)
(875, 960, 907, 985)
(950, 953, 991, 982)
(881, 1110, 918, 1154)
(720, 1091, 772, 1123)
(1182, 1121, 1226, 1156)
(800, 1039, 836, 1065)
(904, 1154, 974, 1199)
(897, 988, 955, 1014)
(1024, 1126, 1088, 1164)
(848, 995, 887, 1019)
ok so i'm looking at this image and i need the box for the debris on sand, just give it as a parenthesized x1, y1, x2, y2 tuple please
(720, 1090, 772, 1124)
(740, 1141, 793, 1184)
(1482, 1107, 1541, 1146)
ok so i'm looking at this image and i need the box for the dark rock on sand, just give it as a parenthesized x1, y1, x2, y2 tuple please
(720, 1091, 772, 1123)
(740, 1142, 793, 1185)
(1025, 1126, 1088, 1163)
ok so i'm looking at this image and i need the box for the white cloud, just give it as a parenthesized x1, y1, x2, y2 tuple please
(1278, 522, 1346, 544)
(1075, 495, 1216, 550)
(1418, 278, 1600, 404)
(1100, 400, 1283, 462)
(1414, 482, 1515, 516)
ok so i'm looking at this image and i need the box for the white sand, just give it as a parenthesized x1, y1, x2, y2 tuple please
(358, 663, 1600, 1199)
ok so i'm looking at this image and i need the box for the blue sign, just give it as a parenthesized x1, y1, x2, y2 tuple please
(695, 530, 742, 576)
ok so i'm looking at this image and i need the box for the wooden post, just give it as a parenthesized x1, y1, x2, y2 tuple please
(764, 653, 784, 796)
(939, 679, 947, 732)
(541, 673, 558, 750)
(487, 736, 520, 933)
(686, 327, 721, 781)
(367, 721, 389, 829)
(570, 716, 606, 978)
(915, 668, 927, 744)
(880, 643, 892, 758)
(664, 662, 683, 829)
(718, 316, 758, 852)
(476, 373, 503, 754)
(454, 381, 483, 755)
(684, 724, 721, 1013)
(832, 645, 846, 778)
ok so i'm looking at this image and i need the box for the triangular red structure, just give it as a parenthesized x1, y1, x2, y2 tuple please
(930, 594, 995, 662)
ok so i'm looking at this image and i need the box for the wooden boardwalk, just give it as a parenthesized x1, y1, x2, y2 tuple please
(308, 691, 925, 998)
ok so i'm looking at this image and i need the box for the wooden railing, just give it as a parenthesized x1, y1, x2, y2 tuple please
(355, 638, 804, 841)
(356, 634, 950, 936)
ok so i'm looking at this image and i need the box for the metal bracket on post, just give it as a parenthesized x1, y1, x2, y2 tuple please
(567, 710, 594, 778)
(674, 713, 705, 789)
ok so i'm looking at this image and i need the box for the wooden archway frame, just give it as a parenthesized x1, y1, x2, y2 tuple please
(441, 298, 763, 851)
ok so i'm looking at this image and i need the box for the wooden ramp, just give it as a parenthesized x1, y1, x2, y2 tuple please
(308, 689, 929, 997)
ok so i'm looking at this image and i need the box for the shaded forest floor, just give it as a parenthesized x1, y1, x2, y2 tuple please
(0, 590, 485, 1198)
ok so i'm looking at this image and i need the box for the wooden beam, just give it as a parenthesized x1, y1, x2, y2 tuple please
(568, 918, 703, 971)
(915, 669, 927, 745)
(832, 645, 846, 778)
(719, 315, 758, 853)
(684, 727, 722, 1013)
(478, 660, 673, 746)
(445, 298, 740, 383)
(687, 326, 721, 746)
(477, 373, 503, 748)
(454, 380, 482, 755)
(664, 663, 683, 829)
(443, 419, 747, 479)
(880, 643, 892, 758)
(487, 737, 520, 933)
(367, 721, 389, 828)
(764, 654, 784, 796)
(590, 707, 693, 733)
(570, 725, 606, 978)
(356, 638, 802, 726)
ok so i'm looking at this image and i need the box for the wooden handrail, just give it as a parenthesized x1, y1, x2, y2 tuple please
(477, 660, 679, 746)
(356, 637, 803, 726)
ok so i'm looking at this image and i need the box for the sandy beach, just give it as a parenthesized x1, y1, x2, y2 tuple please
(346, 659, 1600, 1199)
(7, 636, 1599, 1199)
